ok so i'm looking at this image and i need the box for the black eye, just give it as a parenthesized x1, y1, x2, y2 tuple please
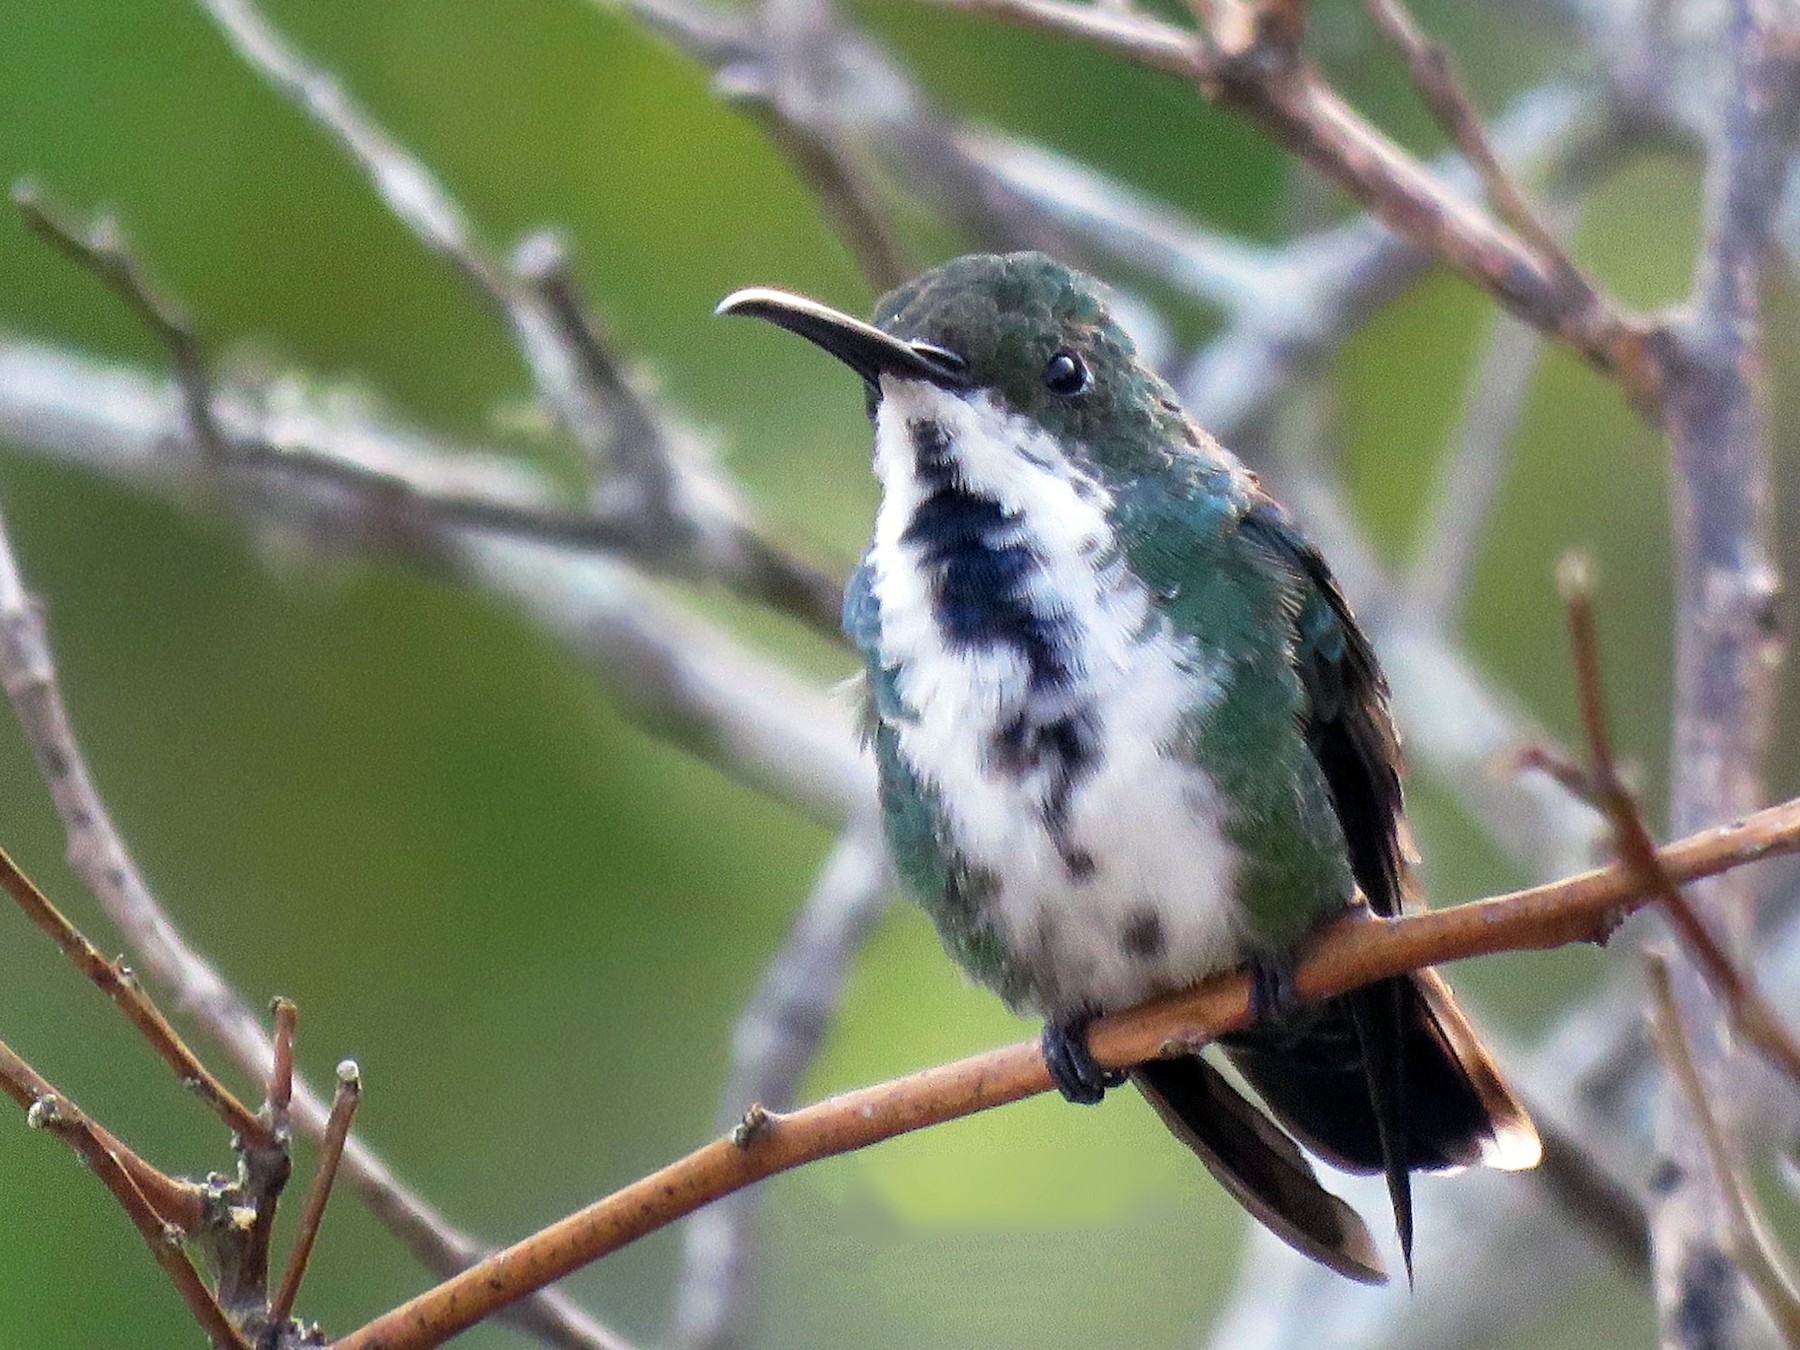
(1042, 350, 1089, 398)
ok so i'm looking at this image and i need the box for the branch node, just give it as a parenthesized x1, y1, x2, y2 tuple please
(730, 1103, 775, 1148)
(26, 1093, 63, 1129)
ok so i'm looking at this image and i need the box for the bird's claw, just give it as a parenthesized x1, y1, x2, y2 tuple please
(1044, 1015, 1125, 1104)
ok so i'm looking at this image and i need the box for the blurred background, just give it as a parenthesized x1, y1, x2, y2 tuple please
(0, 0, 1796, 1346)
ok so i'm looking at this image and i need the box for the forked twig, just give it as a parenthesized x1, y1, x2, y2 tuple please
(900, 0, 1658, 403)
(0, 844, 271, 1148)
(13, 181, 229, 458)
(0, 1037, 205, 1231)
(1558, 555, 1800, 1090)
(192, 0, 843, 637)
(0, 502, 636, 1350)
(0, 1042, 249, 1350)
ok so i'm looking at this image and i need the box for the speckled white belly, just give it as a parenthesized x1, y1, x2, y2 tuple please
(869, 379, 1243, 1017)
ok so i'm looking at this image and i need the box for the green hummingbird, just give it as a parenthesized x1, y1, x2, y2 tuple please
(717, 251, 1540, 1284)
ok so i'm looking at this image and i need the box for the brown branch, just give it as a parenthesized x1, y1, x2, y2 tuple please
(0, 844, 271, 1147)
(1560, 556, 1800, 1089)
(326, 794, 1800, 1350)
(1646, 951, 1800, 1343)
(0, 1037, 205, 1232)
(670, 821, 891, 1349)
(903, 0, 1659, 405)
(270, 1060, 363, 1330)
(1, 1042, 248, 1349)
(269, 996, 298, 1121)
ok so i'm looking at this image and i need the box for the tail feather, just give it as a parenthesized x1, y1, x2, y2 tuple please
(1133, 1056, 1388, 1286)
(1222, 972, 1541, 1176)
(1346, 983, 1414, 1280)
(1213, 969, 1540, 1277)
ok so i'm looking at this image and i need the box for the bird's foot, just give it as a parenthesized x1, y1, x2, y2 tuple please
(1247, 956, 1301, 1025)
(1043, 1014, 1126, 1105)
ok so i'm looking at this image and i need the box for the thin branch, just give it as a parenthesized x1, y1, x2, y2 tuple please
(241, 995, 301, 1314)
(902, 0, 1658, 402)
(1363, 0, 1578, 279)
(0, 844, 271, 1147)
(12, 182, 229, 459)
(508, 231, 676, 509)
(1560, 555, 1800, 1089)
(1178, 83, 1609, 441)
(671, 820, 891, 1350)
(0, 1036, 206, 1232)
(0, 501, 640, 1350)
(1, 1044, 250, 1350)
(327, 794, 1800, 1350)
(1646, 950, 1800, 1344)
(270, 1060, 363, 1331)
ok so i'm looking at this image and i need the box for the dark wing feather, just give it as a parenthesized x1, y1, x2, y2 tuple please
(1133, 1057, 1387, 1285)
(1232, 501, 1545, 1278)
(1239, 502, 1408, 918)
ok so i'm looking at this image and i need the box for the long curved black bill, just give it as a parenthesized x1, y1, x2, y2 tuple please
(715, 287, 968, 388)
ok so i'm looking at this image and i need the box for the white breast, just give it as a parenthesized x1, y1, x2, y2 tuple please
(868, 379, 1243, 1017)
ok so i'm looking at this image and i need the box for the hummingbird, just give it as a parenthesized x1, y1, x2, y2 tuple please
(717, 252, 1540, 1283)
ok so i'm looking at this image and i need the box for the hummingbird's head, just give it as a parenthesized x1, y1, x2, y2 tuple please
(717, 252, 1196, 478)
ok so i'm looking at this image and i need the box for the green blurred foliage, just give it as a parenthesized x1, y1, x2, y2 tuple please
(0, 0, 1796, 1347)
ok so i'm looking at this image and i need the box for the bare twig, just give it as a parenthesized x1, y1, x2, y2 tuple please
(0, 844, 271, 1147)
(1363, 0, 1577, 279)
(671, 819, 891, 1350)
(0, 341, 870, 826)
(1, 1043, 250, 1350)
(0, 1036, 206, 1232)
(1646, 950, 1800, 1343)
(270, 1060, 363, 1331)
(269, 997, 297, 1121)
(328, 792, 1800, 1350)
(12, 181, 229, 458)
(1560, 555, 1800, 1088)
(0, 502, 638, 1350)
(1178, 83, 1609, 440)
(508, 231, 676, 508)
(16, 181, 843, 638)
